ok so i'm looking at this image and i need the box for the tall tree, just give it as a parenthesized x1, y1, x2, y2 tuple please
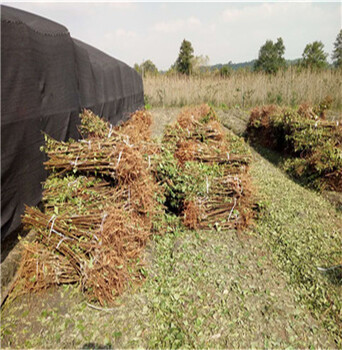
(332, 29, 342, 68)
(191, 55, 210, 75)
(140, 59, 158, 76)
(254, 38, 286, 74)
(219, 63, 233, 78)
(133, 60, 158, 77)
(133, 63, 141, 74)
(175, 39, 194, 75)
(301, 41, 328, 70)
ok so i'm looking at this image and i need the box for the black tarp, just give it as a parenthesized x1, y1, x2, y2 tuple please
(1, 5, 144, 241)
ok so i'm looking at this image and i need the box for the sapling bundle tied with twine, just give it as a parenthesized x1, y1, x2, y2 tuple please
(247, 103, 342, 191)
(10, 109, 164, 306)
(159, 104, 254, 231)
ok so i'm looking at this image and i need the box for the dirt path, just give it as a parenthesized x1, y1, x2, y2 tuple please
(1, 107, 339, 348)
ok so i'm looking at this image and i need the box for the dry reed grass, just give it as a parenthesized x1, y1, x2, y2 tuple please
(144, 69, 342, 111)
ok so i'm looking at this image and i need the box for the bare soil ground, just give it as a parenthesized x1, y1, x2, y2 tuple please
(1, 107, 340, 348)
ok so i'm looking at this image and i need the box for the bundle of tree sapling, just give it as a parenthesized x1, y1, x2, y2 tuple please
(10, 109, 164, 306)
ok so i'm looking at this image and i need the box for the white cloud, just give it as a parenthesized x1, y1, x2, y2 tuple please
(106, 3, 138, 11)
(222, 3, 306, 23)
(209, 23, 216, 33)
(151, 16, 201, 33)
(152, 19, 183, 33)
(187, 16, 201, 27)
(114, 29, 137, 39)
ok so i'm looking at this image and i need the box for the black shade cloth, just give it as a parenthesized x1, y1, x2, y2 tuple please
(1, 5, 144, 241)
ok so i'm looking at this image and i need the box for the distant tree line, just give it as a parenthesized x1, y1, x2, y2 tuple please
(134, 29, 342, 76)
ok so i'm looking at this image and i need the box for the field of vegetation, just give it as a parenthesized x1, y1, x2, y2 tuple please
(144, 69, 342, 112)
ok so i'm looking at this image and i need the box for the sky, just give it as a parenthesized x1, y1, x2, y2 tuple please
(3, 1, 342, 70)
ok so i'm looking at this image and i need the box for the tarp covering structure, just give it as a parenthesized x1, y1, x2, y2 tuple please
(1, 5, 144, 241)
